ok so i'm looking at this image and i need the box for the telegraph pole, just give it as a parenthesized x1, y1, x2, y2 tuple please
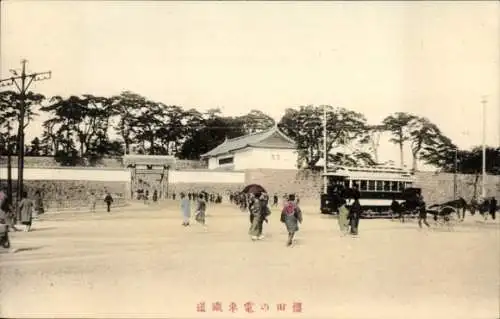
(481, 96, 487, 199)
(453, 148, 458, 202)
(323, 105, 328, 194)
(0, 59, 51, 205)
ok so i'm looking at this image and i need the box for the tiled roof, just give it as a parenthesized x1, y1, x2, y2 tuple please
(122, 155, 177, 168)
(200, 127, 295, 158)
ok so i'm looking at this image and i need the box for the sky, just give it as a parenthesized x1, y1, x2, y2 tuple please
(1, 1, 499, 169)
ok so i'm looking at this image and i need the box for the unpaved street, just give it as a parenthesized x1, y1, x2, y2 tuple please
(1, 203, 499, 319)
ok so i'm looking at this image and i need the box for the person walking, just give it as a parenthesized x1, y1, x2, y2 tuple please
(417, 195, 430, 229)
(89, 192, 97, 213)
(337, 195, 349, 235)
(33, 190, 44, 220)
(469, 197, 478, 216)
(194, 193, 207, 230)
(489, 197, 497, 220)
(19, 191, 34, 232)
(390, 197, 403, 223)
(280, 194, 303, 246)
(0, 189, 18, 232)
(104, 192, 114, 213)
(348, 198, 362, 236)
(248, 193, 264, 240)
(180, 192, 191, 226)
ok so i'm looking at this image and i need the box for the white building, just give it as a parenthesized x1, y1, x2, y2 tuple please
(200, 127, 298, 170)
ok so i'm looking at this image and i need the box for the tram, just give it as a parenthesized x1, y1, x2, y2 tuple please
(320, 165, 418, 217)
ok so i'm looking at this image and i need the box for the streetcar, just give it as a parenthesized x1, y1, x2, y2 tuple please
(320, 165, 417, 217)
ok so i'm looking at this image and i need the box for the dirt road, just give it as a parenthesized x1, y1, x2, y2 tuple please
(1, 202, 498, 318)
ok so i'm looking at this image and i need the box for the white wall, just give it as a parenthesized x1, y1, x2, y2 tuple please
(206, 148, 298, 170)
(0, 168, 130, 182)
(236, 148, 298, 170)
(169, 170, 245, 184)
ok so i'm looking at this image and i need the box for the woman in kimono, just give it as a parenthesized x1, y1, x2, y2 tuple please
(180, 192, 191, 226)
(195, 193, 207, 229)
(348, 198, 362, 236)
(280, 194, 303, 246)
(249, 193, 266, 240)
(337, 194, 349, 236)
(19, 191, 34, 232)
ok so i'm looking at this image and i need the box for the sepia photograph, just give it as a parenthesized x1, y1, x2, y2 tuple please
(0, 1, 499, 318)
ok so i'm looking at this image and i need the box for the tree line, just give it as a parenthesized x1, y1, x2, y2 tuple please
(0, 90, 498, 175)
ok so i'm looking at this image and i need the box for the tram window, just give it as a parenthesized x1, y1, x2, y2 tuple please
(376, 181, 383, 191)
(391, 181, 398, 192)
(368, 181, 375, 191)
(398, 182, 405, 191)
(360, 180, 367, 191)
(383, 181, 391, 191)
(344, 180, 350, 188)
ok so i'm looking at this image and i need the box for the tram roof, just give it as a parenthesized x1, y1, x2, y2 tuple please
(321, 165, 414, 179)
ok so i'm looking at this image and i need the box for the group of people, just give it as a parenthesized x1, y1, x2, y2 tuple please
(179, 192, 208, 229)
(0, 188, 44, 232)
(88, 191, 115, 213)
(246, 192, 304, 246)
(178, 190, 304, 246)
(230, 192, 300, 212)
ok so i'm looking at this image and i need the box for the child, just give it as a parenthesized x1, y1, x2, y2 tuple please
(19, 191, 34, 232)
(180, 192, 191, 226)
(280, 194, 303, 246)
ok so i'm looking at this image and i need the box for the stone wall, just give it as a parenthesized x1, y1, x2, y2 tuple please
(245, 169, 322, 198)
(0, 179, 128, 211)
(168, 183, 245, 196)
(243, 169, 500, 204)
(414, 171, 500, 203)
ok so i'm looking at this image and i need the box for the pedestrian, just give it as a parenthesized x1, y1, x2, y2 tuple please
(33, 190, 44, 220)
(172, 192, 176, 200)
(273, 194, 278, 207)
(280, 194, 303, 246)
(152, 190, 158, 203)
(180, 192, 191, 226)
(248, 193, 264, 241)
(417, 195, 430, 229)
(104, 192, 114, 213)
(89, 192, 97, 213)
(390, 197, 403, 223)
(194, 193, 207, 229)
(337, 195, 349, 235)
(1, 189, 17, 232)
(19, 191, 34, 232)
(489, 197, 497, 220)
(348, 198, 362, 236)
(469, 197, 478, 216)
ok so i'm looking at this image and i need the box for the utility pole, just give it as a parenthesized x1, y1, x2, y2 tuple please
(0, 59, 51, 205)
(481, 96, 487, 199)
(453, 148, 458, 202)
(323, 105, 328, 194)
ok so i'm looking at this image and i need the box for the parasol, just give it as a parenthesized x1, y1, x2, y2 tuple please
(241, 184, 267, 195)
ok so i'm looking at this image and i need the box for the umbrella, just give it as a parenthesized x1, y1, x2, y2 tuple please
(241, 184, 267, 195)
